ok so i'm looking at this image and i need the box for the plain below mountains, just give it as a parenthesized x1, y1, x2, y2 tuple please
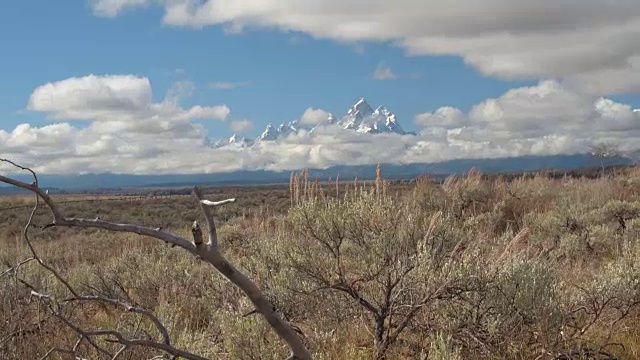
(0, 153, 633, 193)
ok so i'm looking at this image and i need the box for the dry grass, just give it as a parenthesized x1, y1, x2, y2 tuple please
(2, 167, 640, 359)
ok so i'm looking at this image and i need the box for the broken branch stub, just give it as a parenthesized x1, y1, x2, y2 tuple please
(201, 198, 236, 207)
(191, 220, 204, 247)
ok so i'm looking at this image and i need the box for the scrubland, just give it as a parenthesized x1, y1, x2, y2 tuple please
(1, 167, 639, 359)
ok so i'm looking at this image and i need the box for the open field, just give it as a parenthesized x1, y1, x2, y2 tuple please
(2, 167, 640, 359)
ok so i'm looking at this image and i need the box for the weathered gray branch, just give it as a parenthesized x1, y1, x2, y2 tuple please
(0, 158, 311, 360)
(21, 253, 209, 359)
(201, 198, 236, 207)
(1, 257, 35, 278)
(192, 186, 311, 360)
(64, 295, 172, 347)
(38, 336, 83, 360)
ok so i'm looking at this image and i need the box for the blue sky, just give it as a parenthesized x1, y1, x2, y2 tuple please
(0, 1, 639, 174)
(0, 1, 536, 137)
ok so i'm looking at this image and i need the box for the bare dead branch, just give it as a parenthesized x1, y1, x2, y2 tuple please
(111, 345, 129, 360)
(192, 186, 311, 360)
(0, 160, 206, 359)
(63, 295, 172, 347)
(29, 287, 208, 360)
(0, 257, 35, 278)
(193, 187, 221, 247)
(26, 287, 114, 358)
(38, 336, 83, 360)
(201, 198, 236, 207)
(0, 159, 312, 360)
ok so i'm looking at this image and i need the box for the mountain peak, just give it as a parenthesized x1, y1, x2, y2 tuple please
(348, 97, 374, 117)
(258, 123, 278, 141)
(212, 133, 253, 148)
(257, 120, 299, 141)
(339, 98, 411, 135)
(216, 97, 414, 148)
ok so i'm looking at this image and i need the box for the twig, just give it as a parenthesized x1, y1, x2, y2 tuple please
(63, 295, 172, 347)
(0, 257, 36, 278)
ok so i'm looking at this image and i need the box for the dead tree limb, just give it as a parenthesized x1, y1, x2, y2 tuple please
(0, 158, 311, 360)
(192, 186, 311, 359)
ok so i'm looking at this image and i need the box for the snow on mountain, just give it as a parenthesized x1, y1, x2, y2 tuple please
(257, 124, 278, 141)
(257, 120, 300, 141)
(277, 120, 300, 137)
(634, 109, 640, 113)
(337, 97, 374, 130)
(335, 98, 413, 135)
(212, 134, 253, 148)
(355, 105, 409, 134)
(215, 98, 414, 148)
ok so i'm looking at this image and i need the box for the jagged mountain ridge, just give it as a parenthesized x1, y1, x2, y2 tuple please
(212, 133, 253, 148)
(213, 97, 414, 147)
(336, 98, 411, 135)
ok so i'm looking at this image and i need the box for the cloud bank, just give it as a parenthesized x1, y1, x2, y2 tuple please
(90, 0, 640, 96)
(1, 74, 639, 175)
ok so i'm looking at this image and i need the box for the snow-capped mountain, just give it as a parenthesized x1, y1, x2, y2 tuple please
(337, 97, 374, 130)
(215, 98, 414, 148)
(212, 134, 253, 148)
(357, 105, 408, 134)
(333, 98, 411, 134)
(257, 121, 300, 141)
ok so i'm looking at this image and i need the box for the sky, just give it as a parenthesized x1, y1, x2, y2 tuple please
(1, 1, 639, 175)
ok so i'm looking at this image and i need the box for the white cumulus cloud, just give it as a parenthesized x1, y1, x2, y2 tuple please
(299, 108, 332, 125)
(27, 74, 230, 131)
(89, 0, 640, 96)
(422, 80, 640, 155)
(28, 74, 153, 120)
(2, 75, 640, 175)
(415, 107, 466, 129)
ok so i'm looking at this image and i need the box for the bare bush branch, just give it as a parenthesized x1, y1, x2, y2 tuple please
(0, 158, 311, 360)
(192, 186, 311, 359)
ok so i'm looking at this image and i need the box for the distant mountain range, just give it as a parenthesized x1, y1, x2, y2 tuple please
(0, 153, 633, 193)
(212, 97, 414, 148)
(2, 97, 637, 193)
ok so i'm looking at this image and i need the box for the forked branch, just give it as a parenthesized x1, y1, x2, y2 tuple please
(0, 158, 311, 360)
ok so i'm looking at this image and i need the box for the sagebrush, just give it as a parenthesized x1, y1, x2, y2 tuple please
(2, 167, 639, 359)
